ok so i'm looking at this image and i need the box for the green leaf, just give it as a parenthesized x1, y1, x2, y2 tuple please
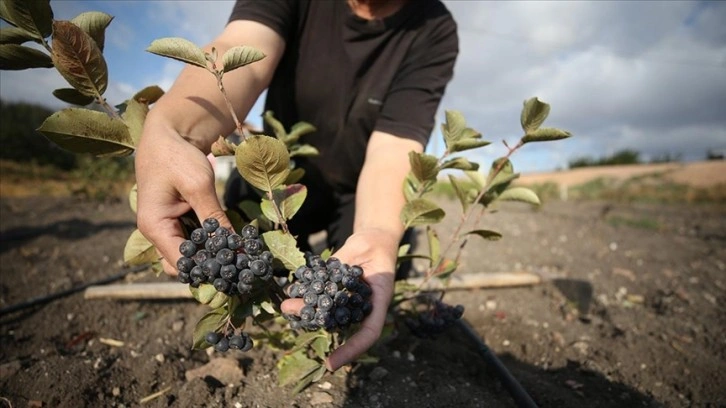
(52, 88, 94, 105)
(262, 230, 305, 271)
(260, 184, 307, 223)
(0, 0, 53, 40)
(285, 121, 316, 145)
(439, 157, 479, 171)
(235, 135, 291, 192)
(238, 199, 263, 221)
(464, 229, 503, 241)
(520, 97, 550, 133)
(497, 187, 541, 205)
(397, 243, 411, 257)
(132, 85, 165, 104)
(310, 334, 331, 360)
(285, 167, 305, 185)
(122, 98, 148, 147)
(208, 291, 229, 309)
(409, 151, 439, 183)
(263, 110, 287, 140)
(0, 43, 52, 70)
(128, 183, 138, 213)
(521, 127, 572, 144)
(433, 258, 457, 278)
(448, 175, 470, 212)
(70, 11, 113, 52)
(146, 37, 208, 69)
(277, 350, 321, 387)
(221, 45, 265, 73)
(464, 170, 486, 189)
(37, 108, 135, 156)
(289, 144, 319, 157)
(51, 20, 108, 97)
(441, 110, 466, 148)
(0, 26, 37, 44)
(123, 229, 157, 265)
(401, 198, 445, 228)
(225, 208, 245, 233)
(402, 172, 420, 202)
(427, 226, 440, 267)
(319, 248, 333, 261)
(441, 110, 488, 154)
(192, 307, 228, 349)
(228, 296, 252, 327)
(449, 138, 490, 153)
(292, 365, 326, 395)
(487, 158, 515, 187)
(190, 283, 217, 305)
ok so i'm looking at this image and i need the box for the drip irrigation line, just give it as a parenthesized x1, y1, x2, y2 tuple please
(456, 319, 539, 408)
(0, 264, 150, 316)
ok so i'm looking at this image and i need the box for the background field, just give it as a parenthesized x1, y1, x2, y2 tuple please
(1, 160, 724, 407)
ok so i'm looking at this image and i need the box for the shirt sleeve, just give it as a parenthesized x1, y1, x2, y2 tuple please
(374, 9, 459, 147)
(227, 0, 297, 40)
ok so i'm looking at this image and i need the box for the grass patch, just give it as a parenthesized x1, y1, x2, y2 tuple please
(0, 158, 135, 201)
(606, 215, 661, 230)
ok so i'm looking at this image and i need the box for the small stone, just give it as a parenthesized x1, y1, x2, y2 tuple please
(609, 242, 618, 251)
(502, 340, 510, 347)
(485, 300, 497, 310)
(392, 350, 401, 359)
(0, 360, 22, 381)
(155, 353, 165, 363)
(368, 366, 389, 382)
(112, 387, 121, 397)
(310, 391, 333, 405)
(172, 320, 184, 332)
(318, 381, 332, 390)
(185, 357, 244, 385)
(407, 352, 415, 362)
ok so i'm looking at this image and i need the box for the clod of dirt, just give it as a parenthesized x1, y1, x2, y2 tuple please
(184, 357, 244, 385)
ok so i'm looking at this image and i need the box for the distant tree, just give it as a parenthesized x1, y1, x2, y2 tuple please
(0, 99, 77, 169)
(568, 149, 641, 169)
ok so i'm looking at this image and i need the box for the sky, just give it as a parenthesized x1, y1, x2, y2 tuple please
(1, 0, 725, 173)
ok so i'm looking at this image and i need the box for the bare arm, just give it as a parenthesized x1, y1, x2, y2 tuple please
(282, 131, 423, 370)
(135, 20, 284, 274)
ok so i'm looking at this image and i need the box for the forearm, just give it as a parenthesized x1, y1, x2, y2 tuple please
(144, 20, 284, 153)
(354, 131, 423, 242)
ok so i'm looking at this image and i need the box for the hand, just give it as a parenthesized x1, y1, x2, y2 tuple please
(134, 120, 231, 276)
(281, 228, 399, 371)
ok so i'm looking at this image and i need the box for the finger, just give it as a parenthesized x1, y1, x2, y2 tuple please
(281, 298, 304, 315)
(138, 207, 189, 276)
(326, 278, 389, 371)
(160, 255, 177, 276)
(181, 173, 233, 232)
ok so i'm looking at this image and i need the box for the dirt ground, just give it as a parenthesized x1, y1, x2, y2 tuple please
(1, 186, 725, 407)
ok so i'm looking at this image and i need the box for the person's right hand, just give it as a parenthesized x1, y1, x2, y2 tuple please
(134, 119, 231, 276)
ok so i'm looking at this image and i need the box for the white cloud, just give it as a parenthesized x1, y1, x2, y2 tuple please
(2, 1, 724, 172)
(434, 0, 726, 171)
(148, 1, 235, 45)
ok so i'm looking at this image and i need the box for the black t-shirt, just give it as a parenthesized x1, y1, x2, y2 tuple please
(229, 0, 458, 194)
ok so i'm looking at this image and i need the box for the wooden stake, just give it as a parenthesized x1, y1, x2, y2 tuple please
(83, 272, 542, 300)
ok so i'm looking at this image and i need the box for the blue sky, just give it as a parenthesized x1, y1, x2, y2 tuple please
(1, 1, 725, 173)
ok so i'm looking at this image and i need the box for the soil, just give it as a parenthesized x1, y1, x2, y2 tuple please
(1, 191, 725, 407)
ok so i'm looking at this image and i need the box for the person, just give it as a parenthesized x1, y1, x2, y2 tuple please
(134, 0, 459, 372)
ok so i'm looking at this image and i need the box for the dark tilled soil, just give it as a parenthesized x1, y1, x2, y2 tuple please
(1, 196, 724, 408)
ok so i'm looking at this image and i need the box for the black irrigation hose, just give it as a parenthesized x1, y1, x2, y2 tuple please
(0, 264, 149, 316)
(456, 319, 539, 408)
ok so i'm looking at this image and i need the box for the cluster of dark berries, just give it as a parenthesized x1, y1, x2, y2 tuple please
(175, 218, 273, 296)
(284, 254, 373, 332)
(405, 301, 465, 338)
(204, 330, 253, 352)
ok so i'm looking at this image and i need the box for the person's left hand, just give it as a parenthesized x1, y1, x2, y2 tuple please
(280, 228, 399, 371)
